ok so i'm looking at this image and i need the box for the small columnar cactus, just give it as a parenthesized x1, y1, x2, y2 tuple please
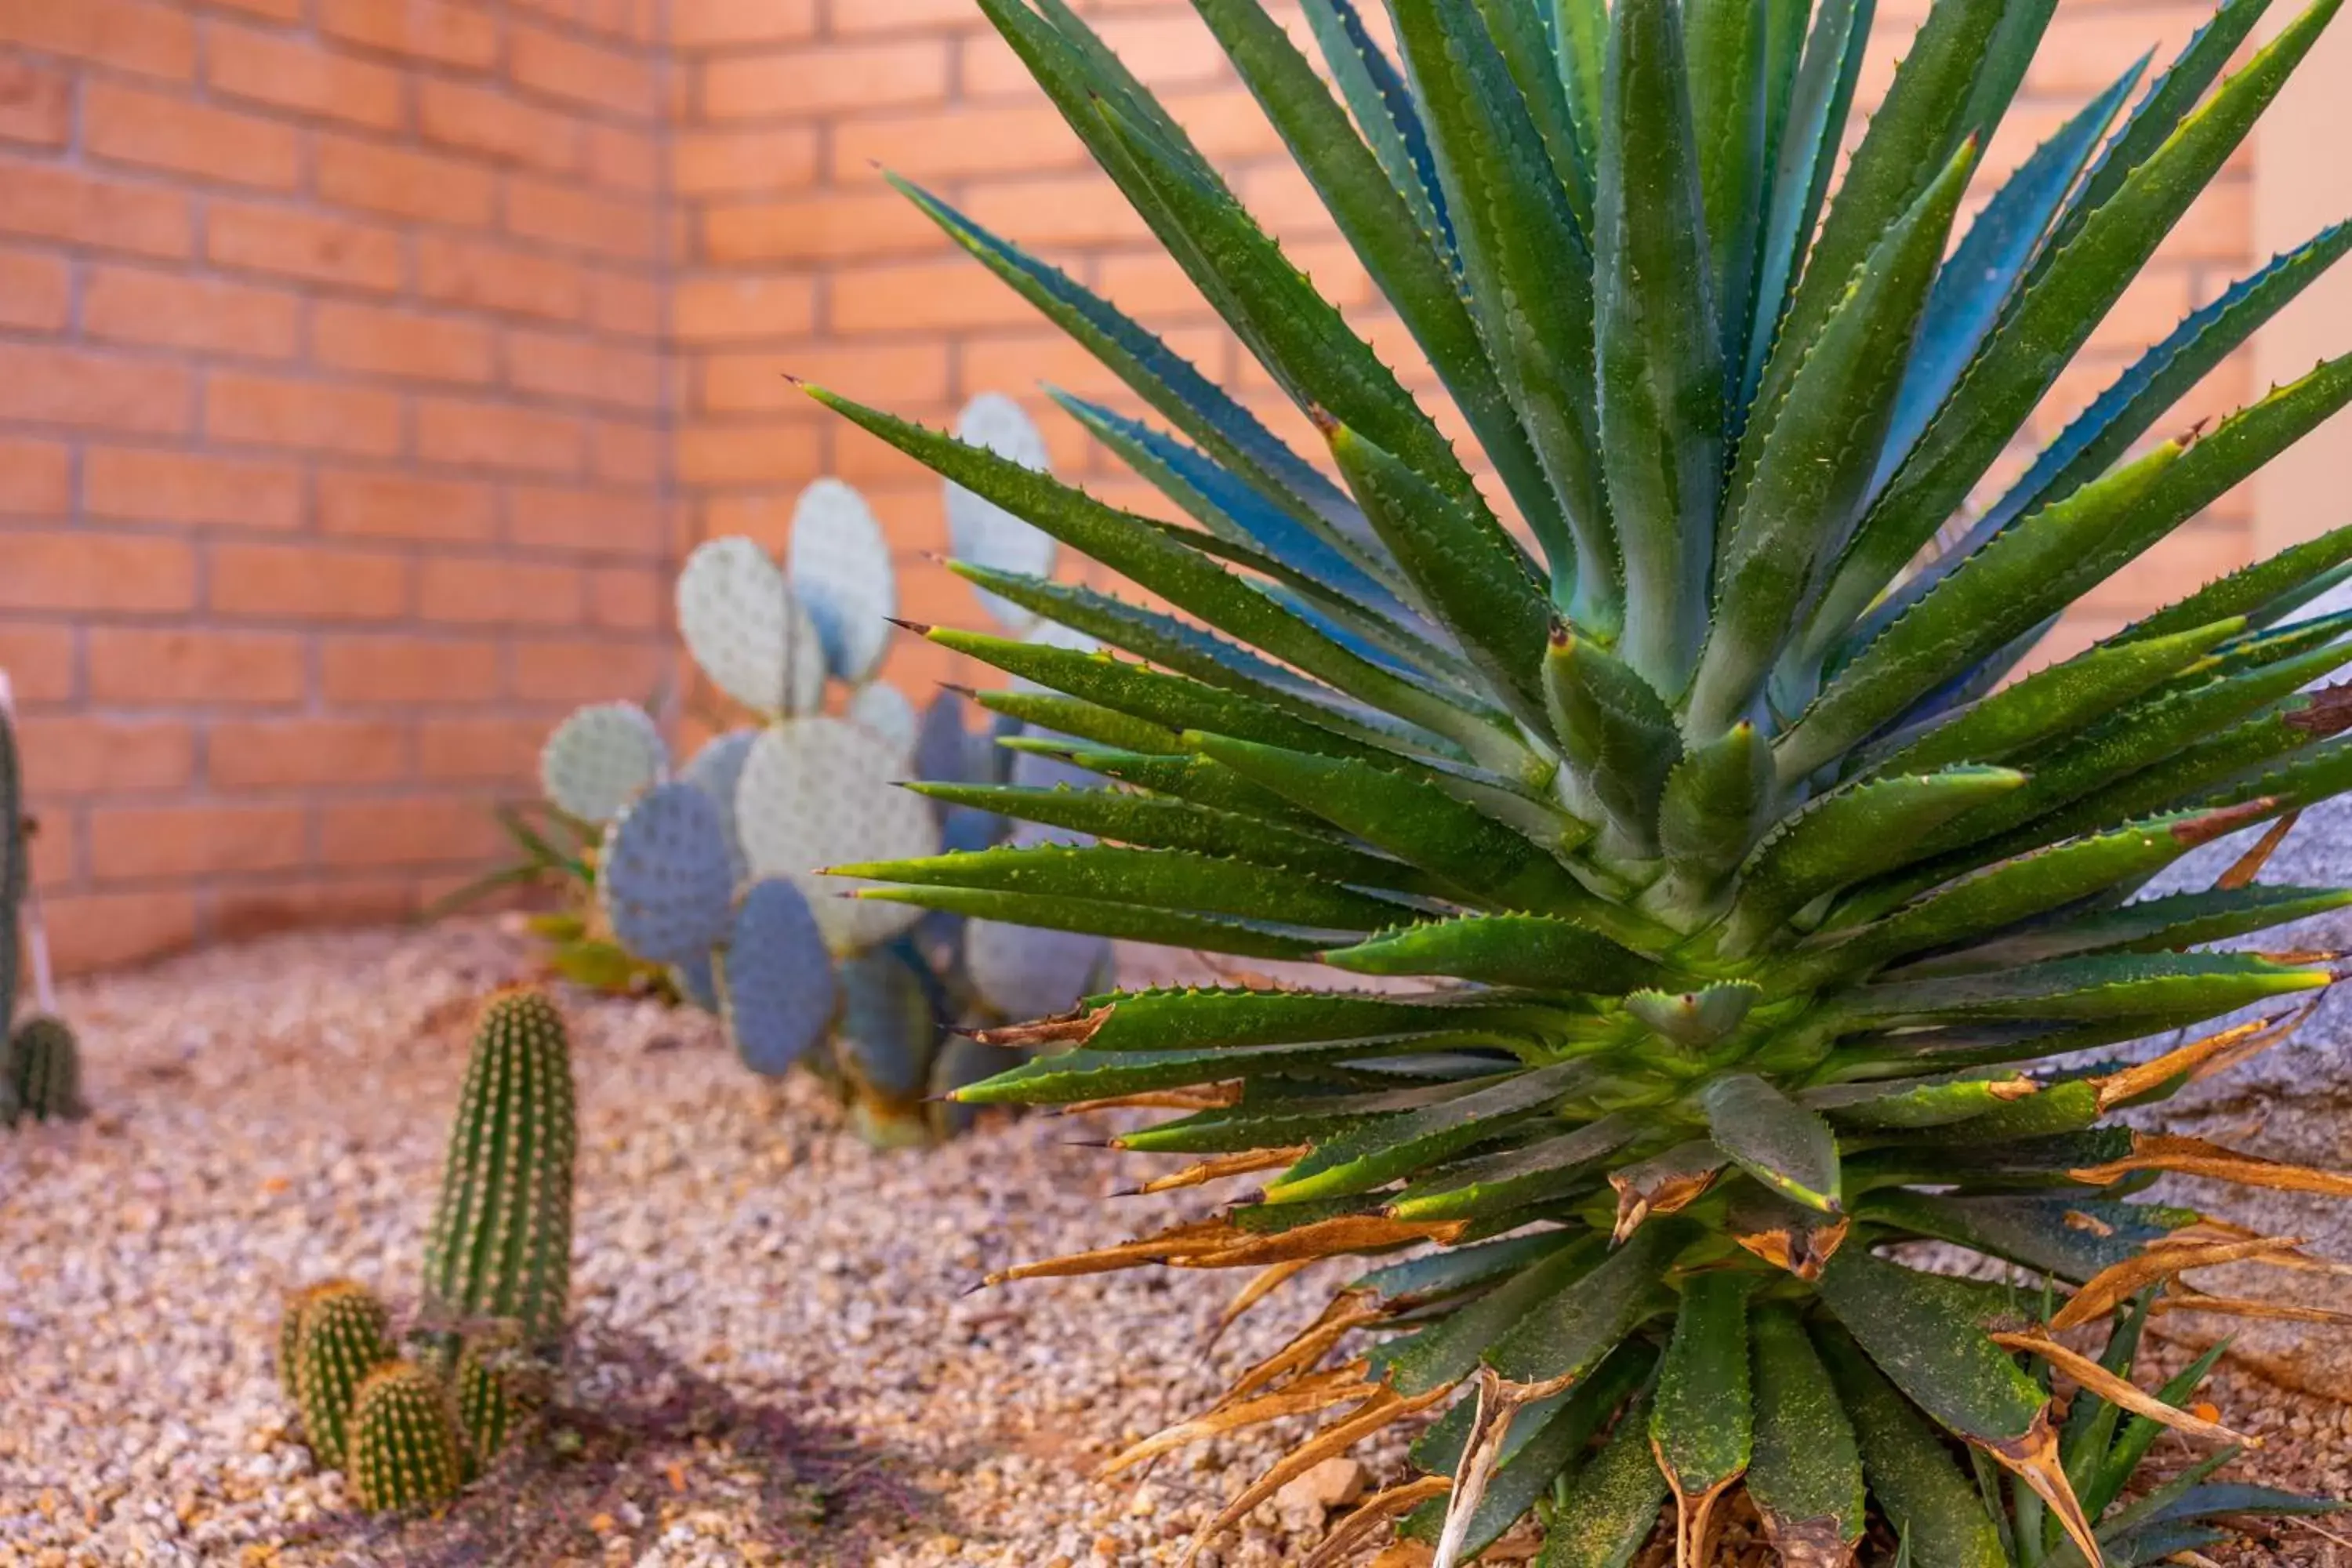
(0, 701, 22, 1032)
(535, 438, 1112, 1147)
(347, 1362, 466, 1514)
(288, 1281, 397, 1470)
(2, 1014, 82, 1125)
(452, 1326, 527, 1476)
(421, 989, 575, 1352)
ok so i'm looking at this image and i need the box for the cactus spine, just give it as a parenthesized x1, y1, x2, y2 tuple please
(289, 1282, 397, 1469)
(347, 1363, 465, 1513)
(421, 988, 575, 1351)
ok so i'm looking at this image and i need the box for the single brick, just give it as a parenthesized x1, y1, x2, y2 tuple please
(318, 0, 499, 68)
(318, 793, 505, 867)
(314, 301, 498, 384)
(505, 329, 663, 413)
(89, 803, 309, 880)
(509, 20, 657, 119)
(88, 627, 305, 706)
(506, 483, 664, 557)
(669, 126, 818, 198)
(416, 397, 586, 476)
(85, 79, 302, 190)
(416, 234, 590, 321)
(0, 436, 70, 515)
(84, 446, 304, 530)
(209, 541, 412, 622)
(317, 132, 499, 227)
(205, 21, 406, 130)
(0, 245, 70, 332)
(671, 275, 815, 343)
(83, 265, 302, 359)
(699, 189, 939, 266)
(13, 717, 194, 793)
(206, 371, 404, 457)
(0, 345, 192, 436)
(0, 56, 72, 147)
(416, 554, 586, 626)
(44, 891, 200, 975)
(0, 159, 193, 258)
(321, 636, 500, 704)
(505, 176, 653, 262)
(0, 0, 196, 80)
(207, 201, 405, 292)
(674, 420, 822, 487)
(697, 38, 947, 122)
(418, 78, 583, 172)
(318, 469, 499, 543)
(211, 718, 412, 789)
(670, 0, 817, 47)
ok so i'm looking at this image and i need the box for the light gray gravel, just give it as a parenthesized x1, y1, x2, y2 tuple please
(2, 920, 2347, 1567)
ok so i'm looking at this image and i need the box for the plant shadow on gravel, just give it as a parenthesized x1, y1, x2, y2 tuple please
(293, 1323, 937, 1566)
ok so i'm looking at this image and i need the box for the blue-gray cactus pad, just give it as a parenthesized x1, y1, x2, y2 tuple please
(720, 878, 837, 1076)
(681, 728, 759, 885)
(599, 781, 736, 965)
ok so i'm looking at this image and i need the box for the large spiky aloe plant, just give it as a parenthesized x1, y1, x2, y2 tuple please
(811, 0, 2352, 1561)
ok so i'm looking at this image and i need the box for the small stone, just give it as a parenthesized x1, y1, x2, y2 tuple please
(1274, 1457, 1366, 1516)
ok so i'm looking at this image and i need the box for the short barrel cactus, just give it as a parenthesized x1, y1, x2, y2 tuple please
(534, 452, 1113, 1145)
(285, 1279, 397, 1472)
(0, 685, 84, 1131)
(421, 988, 576, 1352)
(346, 1362, 466, 1514)
(3, 1014, 83, 1126)
(0, 696, 21, 1033)
(811, 0, 2352, 1562)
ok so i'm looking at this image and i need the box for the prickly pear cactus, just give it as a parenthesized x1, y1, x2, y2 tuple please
(420, 989, 575, 1352)
(288, 1281, 397, 1470)
(347, 1362, 466, 1514)
(2, 1014, 82, 1125)
(529, 456, 1110, 1147)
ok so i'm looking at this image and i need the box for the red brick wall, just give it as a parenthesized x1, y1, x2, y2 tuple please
(0, 0, 676, 971)
(675, 0, 2263, 699)
(0, 0, 2274, 972)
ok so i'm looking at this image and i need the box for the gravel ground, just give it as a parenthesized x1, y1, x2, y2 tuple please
(2, 920, 2348, 1567)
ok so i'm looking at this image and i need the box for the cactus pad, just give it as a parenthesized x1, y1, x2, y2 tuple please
(965, 918, 1112, 1024)
(927, 1033, 1006, 1142)
(835, 946, 938, 1108)
(422, 989, 575, 1351)
(717, 878, 837, 1076)
(670, 948, 720, 1014)
(735, 717, 938, 951)
(680, 728, 759, 884)
(4, 1014, 84, 1123)
(848, 681, 919, 756)
(289, 1280, 396, 1470)
(911, 689, 971, 791)
(539, 702, 665, 825)
(347, 1362, 466, 1513)
(947, 394, 1057, 632)
(787, 478, 897, 684)
(598, 782, 735, 966)
(677, 536, 826, 717)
